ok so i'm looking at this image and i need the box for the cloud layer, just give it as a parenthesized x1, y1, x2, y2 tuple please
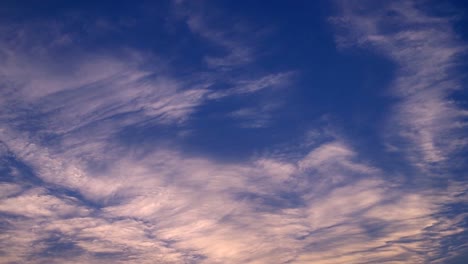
(0, 1, 467, 263)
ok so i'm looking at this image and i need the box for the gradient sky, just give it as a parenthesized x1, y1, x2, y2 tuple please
(1, 0, 468, 263)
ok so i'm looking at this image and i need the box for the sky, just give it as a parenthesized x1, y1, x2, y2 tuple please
(0, 0, 467, 263)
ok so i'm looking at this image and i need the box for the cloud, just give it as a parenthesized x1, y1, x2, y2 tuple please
(329, 2, 468, 262)
(0, 187, 90, 218)
(332, 0, 468, 171)
(170, 1, 298, 130)
(179, 6, 253, 68)
(0, 1, 467, 263)
(206, 72, 295, 128)
(0, 55, 209, 135)
(172, 0, 274, 70)
(2, 128, 465, 263)
(227, 103, 279, 128)
(208, 72, 295, 99)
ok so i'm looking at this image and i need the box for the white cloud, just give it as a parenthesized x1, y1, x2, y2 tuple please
(0, 187, 90, 218)
(0, 23, 215, 145)
(0, 183, 23, 199)
(0, 2, 466, 263)
(332, 0, 468, 170)
(1, 133, 463, 263)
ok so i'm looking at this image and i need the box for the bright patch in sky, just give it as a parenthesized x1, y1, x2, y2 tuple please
(0, 0, 467, 263)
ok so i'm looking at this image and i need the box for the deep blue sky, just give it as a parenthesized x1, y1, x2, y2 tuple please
(0, 1, 467, 263)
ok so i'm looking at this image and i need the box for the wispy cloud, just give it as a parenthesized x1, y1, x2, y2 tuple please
(1, 1, 467, 263)
(2, 127, 465, 263)
(169, 0, 298, 130)
(332, 0, 468, 171)
(0, 55, 209, 134)
(208, 72, 295, 99)
(173, 0, 256, 69)
(328, 1, 468, 261)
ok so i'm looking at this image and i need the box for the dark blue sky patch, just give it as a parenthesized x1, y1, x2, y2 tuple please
(443, 245, 468, 264)
(34, 232, 85, 258)
(93, 251, 130, 260)
(234, 191, 306, 212)
(357, 218, 392, 239)
(0, 212, 29, 231)
(0, 151, 43, 187)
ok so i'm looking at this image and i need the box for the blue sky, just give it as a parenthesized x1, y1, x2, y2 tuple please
(0, 0, 467, 263)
